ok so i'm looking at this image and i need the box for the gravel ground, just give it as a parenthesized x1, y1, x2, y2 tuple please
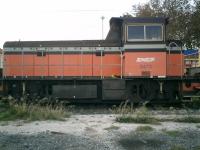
(1, 113, 200, 150)
(118, 129, 200, 150)
(0, 132, 111, 150)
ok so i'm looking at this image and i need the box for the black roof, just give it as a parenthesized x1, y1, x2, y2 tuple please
(4, 40, 122, 48)
(110, 17, 168, 25)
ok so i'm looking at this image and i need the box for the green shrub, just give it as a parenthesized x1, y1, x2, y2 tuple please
(170, 145, 185, 150)
(191, 96, 200, 109)
(135, 126, 154, 132)
(173, 116, 200, 123)
(196, 125, 200, 128)
(116, 115, 160, 124)
(162, 129, 181, 137)
(104, 125, 120, 130)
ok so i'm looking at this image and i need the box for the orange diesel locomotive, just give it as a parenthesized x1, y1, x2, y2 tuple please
(3, 17, 195, 102)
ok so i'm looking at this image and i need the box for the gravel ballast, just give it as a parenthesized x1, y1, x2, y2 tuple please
(0, 114, 200, 150)
(0, 132, 110, 150)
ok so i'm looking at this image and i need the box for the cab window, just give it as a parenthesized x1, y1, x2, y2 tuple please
(146, 26, 162, 40)
(127, 25, 163, 41)
(128, 26, 144, 40)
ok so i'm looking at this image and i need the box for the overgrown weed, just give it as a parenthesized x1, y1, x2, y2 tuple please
(0, 97, 70, 122)
(111, 100, 135, 114)
(115, 101, 160, 124)
(114, 100, 200, 124)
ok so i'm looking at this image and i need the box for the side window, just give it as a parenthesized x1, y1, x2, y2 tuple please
(146, 26, 162, 40)
(37, 50, 46, 56)
(128, 26, 144, 40)
(96, 48, 105, 56)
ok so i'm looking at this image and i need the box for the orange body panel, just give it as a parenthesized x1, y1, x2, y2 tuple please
(93, 54, 121, 76)
(167, 54, 184, 76)
(124, 52, 166, 77)
(5, 52, 184, 78)
(80, 54, 93, 76)
(49, 55, 63, 76)
(4, 53, 121, 77)
(23, 55, 34, 76)
(33, 55, 48, 76)
(63, 54, 91, 76)
(4, 55, 22, 76)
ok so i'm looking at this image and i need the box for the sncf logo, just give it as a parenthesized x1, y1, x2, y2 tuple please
(136, 57, 155, 63)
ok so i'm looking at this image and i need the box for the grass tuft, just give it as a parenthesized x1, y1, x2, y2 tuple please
(170, 145, 186, 150)
(196, 125, 200, 128)
(110, 101, 135, 114)
(174, 116, 200, 123)
(191, 96, 200, 109)
(162, 129, 181, 137)
(116, 115, 160, 124)
(114, 101, 200, 124)
(193, 145, 200, 150)
(135, 126, 154, 132)
(0, 101, 70, 122)
(115, 103, 160, 124)
(104, 125, 120, 131)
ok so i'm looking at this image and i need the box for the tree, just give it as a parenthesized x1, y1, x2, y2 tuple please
(133, 0, 198, 48)
(189, 1, 200, 47)
(134, 3, 155, 17)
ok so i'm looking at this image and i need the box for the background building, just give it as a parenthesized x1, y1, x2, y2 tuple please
(183, 49, 200, 68)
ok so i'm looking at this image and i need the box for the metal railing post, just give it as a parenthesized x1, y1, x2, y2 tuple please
(21, 47, 24, 78)
(168, 42, 179, 76)
(100, 48, 103, 79)
(180, 45, 183, 79)
(81, 48, 83, 79)
(62, 48, 64, 78)
(120, 48, 123, 79)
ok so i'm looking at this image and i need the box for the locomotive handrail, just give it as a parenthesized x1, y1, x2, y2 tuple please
(168, 42, 179, 48)
(100, 47, 103, 79)
(21, 45, 24, 78)
(80, 48, 83, 79)
(120, 49, 123, 79)
(168, 41, 183, 79)
(62, 47, 64, 78)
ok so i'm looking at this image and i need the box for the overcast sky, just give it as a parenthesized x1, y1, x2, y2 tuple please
(0, 0, 148, 48)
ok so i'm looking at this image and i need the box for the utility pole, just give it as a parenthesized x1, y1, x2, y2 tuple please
(101, 16, 105, 40)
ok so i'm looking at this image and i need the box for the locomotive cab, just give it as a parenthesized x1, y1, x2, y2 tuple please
(117, 17, 168, 77)
(124, 19, 165, 43)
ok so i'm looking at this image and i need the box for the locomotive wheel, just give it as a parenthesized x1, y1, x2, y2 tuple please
(126, 80, 159, 103)
(163, 81, 180, 101)
(138, 81, 159, 102)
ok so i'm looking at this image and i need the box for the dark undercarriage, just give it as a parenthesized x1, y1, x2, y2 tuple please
(2, 76, 199, 104)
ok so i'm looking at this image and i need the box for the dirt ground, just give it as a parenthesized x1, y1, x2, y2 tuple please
(1, 110, 200, 150)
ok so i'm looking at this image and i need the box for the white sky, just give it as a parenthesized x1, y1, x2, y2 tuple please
(0, 0, 148, 48)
